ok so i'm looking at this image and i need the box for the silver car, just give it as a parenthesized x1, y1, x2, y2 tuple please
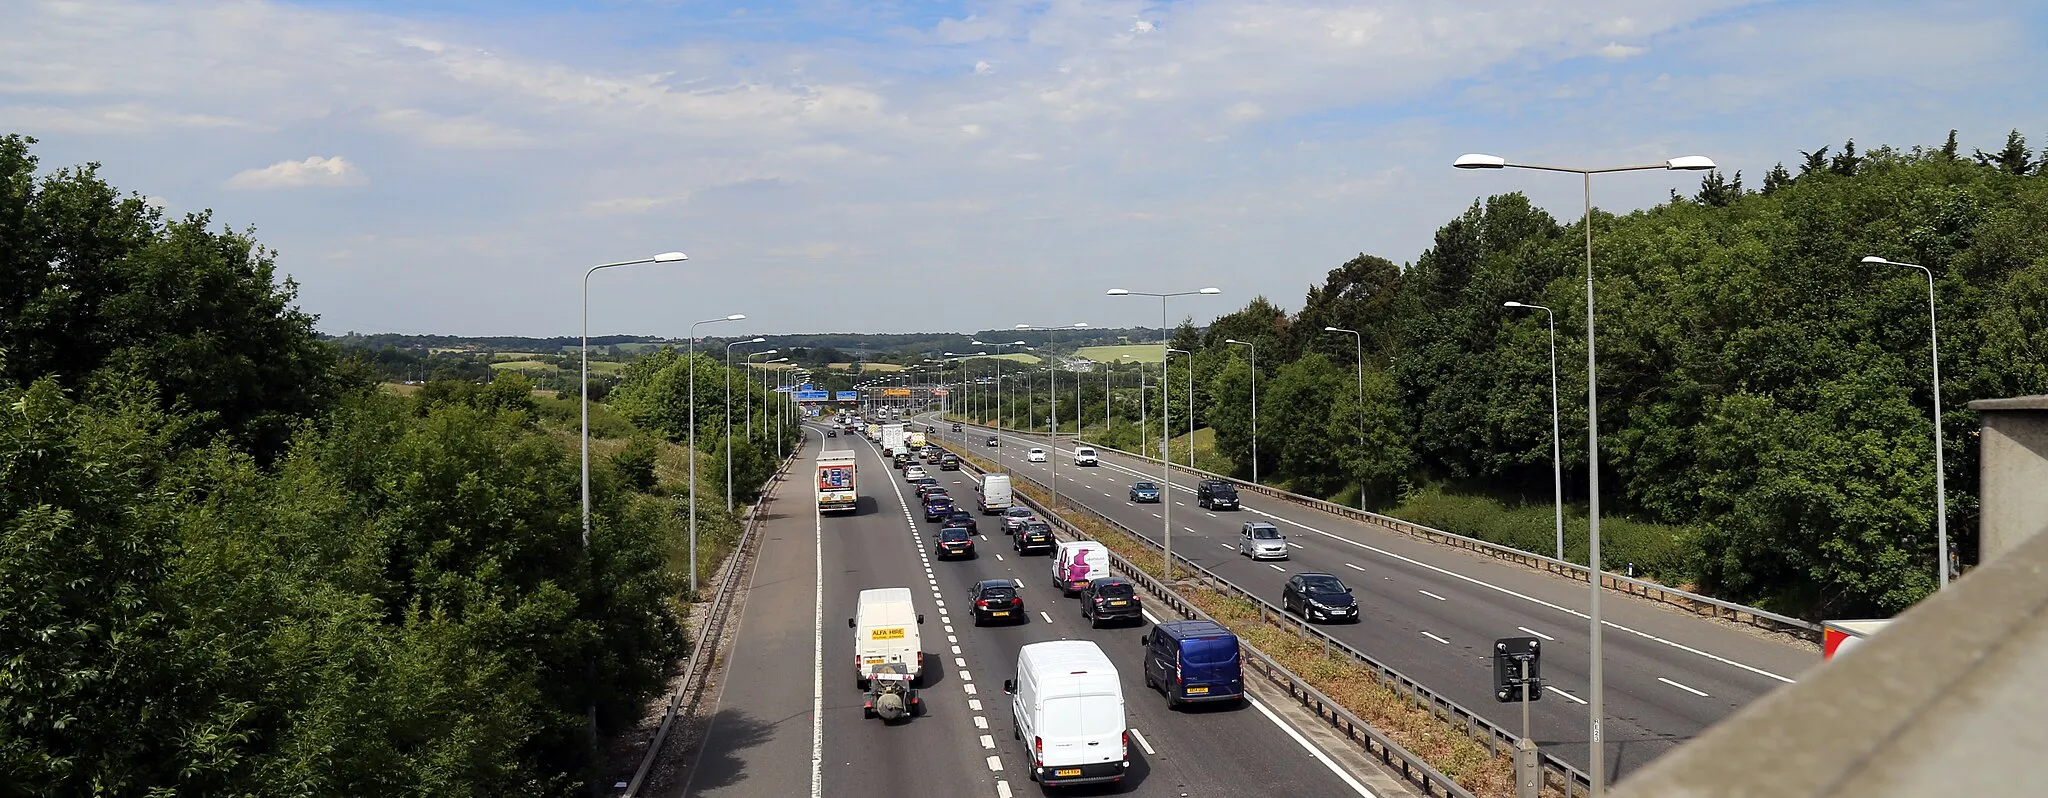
(1000, 506, 1037, 535)
(1238, 522, 1288, 560)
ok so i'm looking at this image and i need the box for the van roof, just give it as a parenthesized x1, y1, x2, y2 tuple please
(856, 587, 918, 626)
(1154, 619, 1233, 640)
(1058, 540, 1105, 552)
(1017, 640, 1120, 692)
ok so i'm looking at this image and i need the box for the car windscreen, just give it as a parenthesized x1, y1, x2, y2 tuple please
(978, 586, 1016, 601)
(1301, 576, 1346, 594)
(1094, 582, 1134, 599)
(1133, 482, 1155, 490)
(1007, 508, 1033, 517)
(1181, 636, 1238, 665)
(1021, 522, 1052, 537)
(941, 528, 972, 540)
(1211, 484, 1237, 496)
(1251, 526, 1281, 540)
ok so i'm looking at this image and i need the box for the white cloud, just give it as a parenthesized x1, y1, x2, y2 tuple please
(225, 156, 367, 189)
(974, 60, 994, 74)
(373, 108, 534, 148)
(1132, 19, 1156, 34)
(1225, 101, 1265, 121)
(1598, 42, 1647, 59)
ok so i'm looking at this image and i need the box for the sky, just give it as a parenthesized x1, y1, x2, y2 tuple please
(3, 0, 2045, 339)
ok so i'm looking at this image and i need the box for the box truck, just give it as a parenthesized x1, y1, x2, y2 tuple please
(816, 450, 858, 514)
(881, 423, 906, 456)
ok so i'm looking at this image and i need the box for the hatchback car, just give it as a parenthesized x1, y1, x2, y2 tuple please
(1000, 506, 1037, 535)
(1027, 448, 1048, 463)
(1013, 520, 1056, 555)
(942, 509, 978, 535)
(922, 495, 954, 522)
(934, 526, 977, 559)
(1282, 572, 1359, 623)
(827, 428, 837, 437)
(1079, 577, 1142, 627)
(894, 452, 914, 469)
(903, 465, 928, 482)
(1196, 479, 1240, 510)
(1128, 481, 1162, 503)
(985, 435, 999, 447)
(968, 579, 1024, 626)
(914, 477, 942, 498)
(939, 454, 961, 471)
(1238, 522, 1288, 560)
(952, 422, 963, 432)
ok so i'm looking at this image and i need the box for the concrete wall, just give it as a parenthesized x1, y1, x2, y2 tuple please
(1969, 395, 2048, 564)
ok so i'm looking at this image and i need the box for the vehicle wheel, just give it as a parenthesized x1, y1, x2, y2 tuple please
(857, 676, 869, 691)
(864, 706, 874, 719)
(1144, 672, 1156, 689)
(973, 615, 984, 627)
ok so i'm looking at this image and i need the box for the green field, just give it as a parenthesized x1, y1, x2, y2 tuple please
(959, 352, 1041, 364)
(491, 359, 623, 374)
(826, 362, 906, 372)
(490, 351, 549, 361)
(1074, 344, 1166, 363)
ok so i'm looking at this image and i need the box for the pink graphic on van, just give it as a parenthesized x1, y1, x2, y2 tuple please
(1065, 549, 1093, 583)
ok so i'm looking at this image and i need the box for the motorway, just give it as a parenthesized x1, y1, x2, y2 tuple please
(923, 412, 1819, 781)
(680, 425, 1379, 798)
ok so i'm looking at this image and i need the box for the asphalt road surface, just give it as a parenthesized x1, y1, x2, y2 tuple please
(921, 412, 1817, 782)
(682, 424, 1380, 797)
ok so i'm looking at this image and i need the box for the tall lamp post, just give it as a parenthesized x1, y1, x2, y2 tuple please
(1504, 302, 1563, 561)
(1224, 338, 1258, 485)
(1456, 151, 1715, 795)
(745, 349, 780, 438)
(1106, 286, 1221, 581)
(1322, 327, 1366, 509)
(686, 313, 746, 596)
(1166, 348, 1194, 467)
(580, 251, 688, 546)
(972, 339, 1028, 471)
(726, 339, 767, 511)
(1861, 255, 1949, 589)
(1018, 322, 1089, 508)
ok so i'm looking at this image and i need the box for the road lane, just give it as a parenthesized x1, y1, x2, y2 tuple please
(925, 414, 1814, 779)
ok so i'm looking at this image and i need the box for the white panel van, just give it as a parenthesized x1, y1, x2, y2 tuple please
(849, 587, 924, 688)
(1052, 540, 1112, 596)
(1003, 640, 1127, 787)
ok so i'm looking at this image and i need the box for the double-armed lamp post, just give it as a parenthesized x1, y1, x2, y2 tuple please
(1106, 286, 1221, 581)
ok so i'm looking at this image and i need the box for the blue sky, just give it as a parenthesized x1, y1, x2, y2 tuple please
(3, 0, 2044, 338)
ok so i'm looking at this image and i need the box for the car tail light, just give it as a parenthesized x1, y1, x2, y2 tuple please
(976, 599, 989, 608)
(1120, 729, 1129, 758)
(1033, 736, 1043, 766)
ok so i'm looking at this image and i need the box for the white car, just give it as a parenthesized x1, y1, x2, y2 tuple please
(904, 465, 928, 482)
(1027, 448, 1048, 463)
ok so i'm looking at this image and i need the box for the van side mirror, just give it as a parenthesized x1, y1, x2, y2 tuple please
(917, 614, 925, 625)
(1139, 634, 1149, 646)
(1003, 679, 1015, 695)
(847, 618, 855, 628)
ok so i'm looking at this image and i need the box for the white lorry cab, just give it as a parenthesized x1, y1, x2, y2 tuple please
(977, 474, 1014, 514)
(849, 588, 924, 688)
(1004, 640, 1128, 788)
(1052, 540, 1112, 595)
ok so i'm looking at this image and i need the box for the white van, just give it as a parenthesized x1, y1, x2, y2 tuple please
(1073, 446, 1099, 467)
(1004, 640, 1128, 787)
(977, 474, 1014, 515)
(1052, 540, 1112, 595)
(848, 587, 924, 688)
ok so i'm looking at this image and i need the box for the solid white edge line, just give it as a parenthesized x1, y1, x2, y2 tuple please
(1659, 677, 1710, 697)
(810, 477, 824, 798)
(1127, 727, 1157, 756)
(1247, 697, 1379, 798)
(1517, 626, 1555, 641)
(1545, 685, 1588, 705)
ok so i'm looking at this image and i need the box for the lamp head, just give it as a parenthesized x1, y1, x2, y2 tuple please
(748, 337, 766, 343)
(1072, 322, 1089, 328)
(1225, 338, 1244, 344)
(1015, 324, 1030, 329)
(725, 313, 746, 321)
(759, 349, 778, 355)
(1665, 155, 1717, 171)
(1199, 287, 1221, 294)
(1323, 326, 1342, 332)
(654, 251, 688, 262)
(1106, 288, 1130, 296)
(1503, 301, 1525, 308)
(1454, 153, 1507, 169)
(1860, 255, 1890, 265)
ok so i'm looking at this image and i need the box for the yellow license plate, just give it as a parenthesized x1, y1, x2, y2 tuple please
(865, 657, 885, 664)
(1187, 686, 1210, 694)
(1054, 769, 1082, 778)
(1108, 600, 1128, 606)
(990, 611, 1010, 616)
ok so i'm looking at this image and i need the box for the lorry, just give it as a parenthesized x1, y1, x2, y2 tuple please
(907, 431, 927, 451)
(815, 450, 858, 514)
(881, 423, 906, 457)
(1823, 619, 1890, 661)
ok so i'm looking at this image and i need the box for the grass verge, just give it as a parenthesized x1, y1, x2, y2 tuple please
(945, 445, 1558, 798)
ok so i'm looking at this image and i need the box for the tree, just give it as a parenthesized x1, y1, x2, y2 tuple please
(1694, 170, 1744, 207)
(1940, 129, 1961, 161)
(1799, 146, 1831, 175)
(1296, 252, 1405, 361)
(1973, 129, 2036, 175)
(1829, 139, 1862, 176)
(1762, 162, 1793, 195)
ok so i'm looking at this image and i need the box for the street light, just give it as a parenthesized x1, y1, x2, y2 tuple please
(745, 349, 780, 438)
(1224, 338, 1258, 485)
(1322, 327, 1366, 509)
(1107, 286, 1221, 580)
(580, 251, 687, 547)
(762, 357, 788, 440)
(1166, 348, 1193, 468)
(1018, 322, 1089, 509)
(1457, 150, 1714, 796)
(971, 339, 1028, 471)
(726, 339, 768, 511)
(687, 313, 746, 596)
(1504, 302, 1563, 561)
(1862, 255, 1950, 589)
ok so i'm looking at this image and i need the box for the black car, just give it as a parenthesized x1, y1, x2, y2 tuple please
(968, 579, 1024, 626)
(913, 477, 942, 498)
(922, 496, 954, 522)
(942, 509, 978, 535)
(1079, 577, 1142, 627)
(1281, 572, 1359, 623)
(985, 435, 999, 447)
(925, 448, 945, 463)
(935, 526, 977, 559)
(894, 452, 914, 469)
(1196, 479, 1240, 510)
(939, 454, 961, 471)
(827, 429, 837, 437)
(1012, 520, 1055, 555)
(952, 422, 963, 432)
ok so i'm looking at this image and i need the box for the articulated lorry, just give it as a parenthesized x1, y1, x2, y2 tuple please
(881, 423, 906, 456)
(816, 451, 859, 513)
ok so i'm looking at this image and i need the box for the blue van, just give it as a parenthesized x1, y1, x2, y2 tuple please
(1139, 620, 1243, 708)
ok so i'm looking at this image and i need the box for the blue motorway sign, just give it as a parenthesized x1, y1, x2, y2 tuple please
(794, 390, 830, 402)
(836, 391, 858, 401)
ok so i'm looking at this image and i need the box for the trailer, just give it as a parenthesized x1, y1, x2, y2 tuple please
(816, 451, 859, 514)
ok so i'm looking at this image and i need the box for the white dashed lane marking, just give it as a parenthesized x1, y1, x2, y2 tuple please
(1421, 632, 1452, 645)
(1517, 626, 1554, 641)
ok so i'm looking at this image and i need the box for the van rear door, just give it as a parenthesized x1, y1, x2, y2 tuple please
(1039, 694, 1124, 769)
(1177, 636, 1242, 698)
